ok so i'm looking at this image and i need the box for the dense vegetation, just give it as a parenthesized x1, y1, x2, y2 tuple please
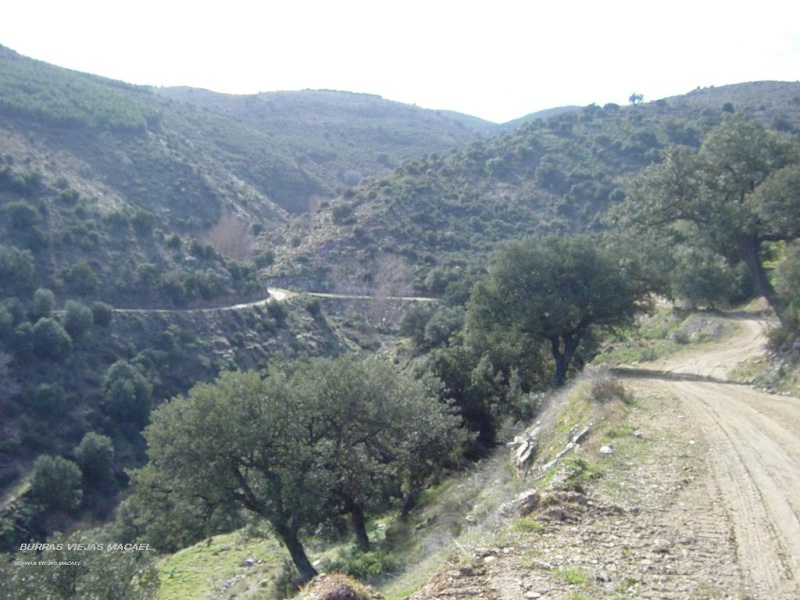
(1, 43, 800, 597)
(266, 83, 800, 294)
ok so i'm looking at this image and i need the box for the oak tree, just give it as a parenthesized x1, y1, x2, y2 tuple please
(467, 235, 650, 385)
(619, 116, 800, 325)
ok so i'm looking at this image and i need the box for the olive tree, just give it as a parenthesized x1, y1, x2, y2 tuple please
(30, 455, 83, 511)
(294, 356, 468, 550)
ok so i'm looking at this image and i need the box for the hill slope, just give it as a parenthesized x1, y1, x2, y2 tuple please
(155, 87, 491, 192)
(263, 81, 800, 293)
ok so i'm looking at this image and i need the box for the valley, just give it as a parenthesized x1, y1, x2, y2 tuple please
(1, 42, 800, 600)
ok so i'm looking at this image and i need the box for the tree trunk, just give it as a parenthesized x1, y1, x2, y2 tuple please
(400, 489, 418, 521)
(550, 334, 581, 387)
(348, 502, 371, 552)
(275, 524, 317, 583)
(738, 238, 786, 326)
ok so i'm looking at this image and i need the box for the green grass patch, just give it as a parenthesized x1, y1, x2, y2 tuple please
(511, 517, 545, 534)
(554, 566, 589, 585)
(155, 531, 284, 600)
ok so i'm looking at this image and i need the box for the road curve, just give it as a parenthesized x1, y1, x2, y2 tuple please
(631, 316, 800, 599)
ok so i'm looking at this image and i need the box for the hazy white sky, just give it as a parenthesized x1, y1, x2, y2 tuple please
(2, 1, 798, 123)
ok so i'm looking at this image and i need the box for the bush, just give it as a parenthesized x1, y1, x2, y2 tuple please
(63, 300, 94, 338)
(253, 249, 275, 268)
(30, 455, 83, 511)
(32, 317, 72, 361)
(587, 370, 629, 404)
(91, 301, 114, 327)
(326, 550, 396, 581)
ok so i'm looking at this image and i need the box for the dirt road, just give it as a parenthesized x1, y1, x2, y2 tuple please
(409, 313, 800, 599)
(645, 317, 800, 599)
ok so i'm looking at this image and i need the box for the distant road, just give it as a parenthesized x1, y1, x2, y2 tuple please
(105, 287, 435, 315)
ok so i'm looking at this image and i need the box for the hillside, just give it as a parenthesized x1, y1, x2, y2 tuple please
(263, 81, 800, 293)
(2, 42, 800, 598)
(0, 45, 487, 532)
(155, 87, 491, 190)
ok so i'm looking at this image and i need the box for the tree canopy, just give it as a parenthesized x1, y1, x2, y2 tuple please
(467, 235, 651, 385)
(619, 115, 800, 324)
(132, 357, 467, 582)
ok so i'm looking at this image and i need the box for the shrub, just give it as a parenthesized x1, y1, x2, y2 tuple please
(587, 370, 629, 404)
(32, 317, 72, 361)
(30, 455, 83, 511)
(91, 301, 114, 327)
(326, 550, 396, 581)
(63, 301, 94, 338)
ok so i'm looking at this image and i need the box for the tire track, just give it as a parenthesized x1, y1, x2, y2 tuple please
(640, 315, 800, 598)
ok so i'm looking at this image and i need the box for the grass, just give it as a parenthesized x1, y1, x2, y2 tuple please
(511, 517, 545, 534)
(155, 531, 285, 600)
(554, 566, 589, 585)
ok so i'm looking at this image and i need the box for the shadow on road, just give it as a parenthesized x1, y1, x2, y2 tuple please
(610, 367, 748, 386)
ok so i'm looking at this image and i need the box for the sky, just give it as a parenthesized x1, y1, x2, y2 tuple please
(1, 1, 799, 124)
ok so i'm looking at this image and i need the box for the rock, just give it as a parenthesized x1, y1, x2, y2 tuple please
(680, 531, 698, 545)
(652, 539, 671, 554)
(524, 592, 542, 599)
(599, 445, 614, 455)
(633, 430, 644, 439)
(516, 490, 542, 516)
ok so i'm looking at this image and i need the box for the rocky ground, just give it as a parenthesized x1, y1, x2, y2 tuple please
(408, 313, 800, 600)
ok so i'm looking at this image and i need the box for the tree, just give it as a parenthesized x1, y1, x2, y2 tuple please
(467, 235, 651, 385)
(30, 455, 83, 511)
(63, 261, 99, 296)
(292, 356, 468, 549)
(133, 361, 467, 579)
(629, 93, 644, 106)
(0, 244, 35, 296)
(133, 369, 327, 583)
(102, 361, 153, 435)
(31, 287, 56, 320)
(63, 300, 94, 339)
(32, 317, 72, 361)
(75, 432, 114, 486)
(619, 116, 800, 325)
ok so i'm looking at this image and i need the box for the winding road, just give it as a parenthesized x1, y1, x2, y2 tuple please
(629, 315, 800, 599)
